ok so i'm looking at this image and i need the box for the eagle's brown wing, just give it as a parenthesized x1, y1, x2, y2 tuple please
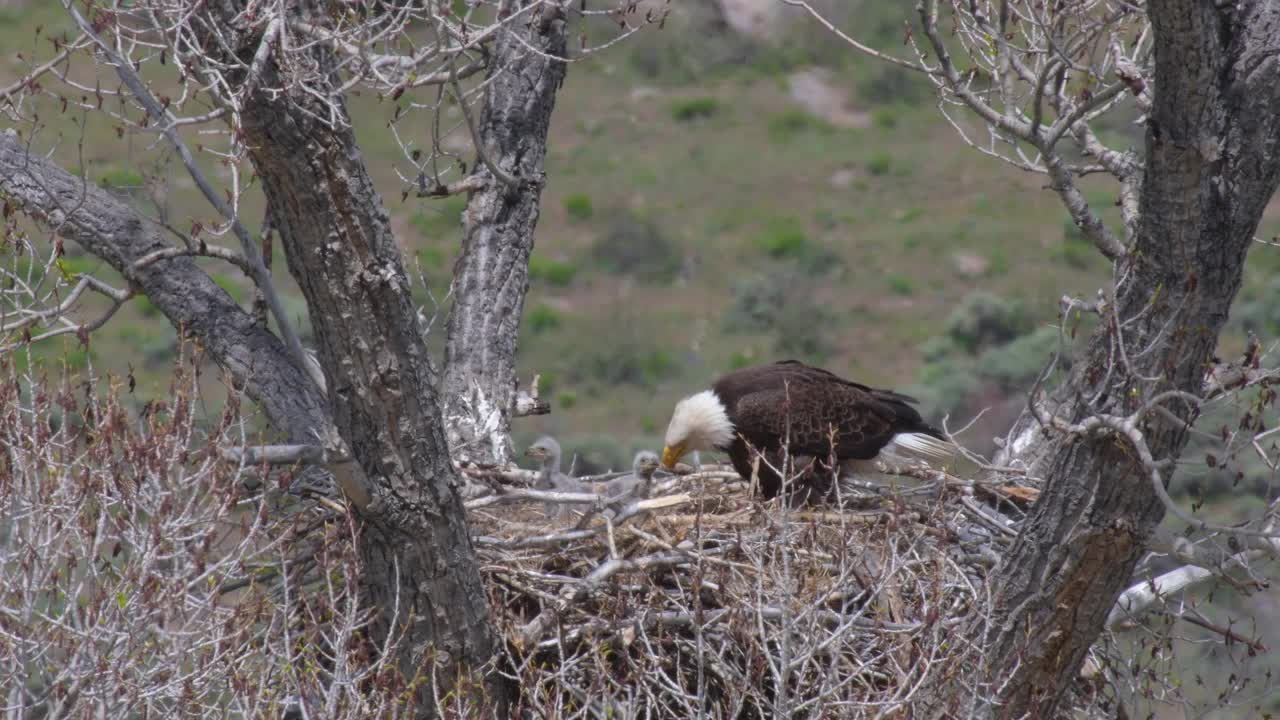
(726, 380, 906, 460)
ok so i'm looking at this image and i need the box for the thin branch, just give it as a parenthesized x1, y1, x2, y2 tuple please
(1047, 410, 1280, 541)
(65, 2, 323, 393)
(512, 373, 550, 417)
(448, 59, 518, 189)
(416, 174, 487, 198)
(222, 443, 345, 466)
(1177, 610, 1268, 654)
(132, 244, 252, 275)
(1, 287, 132, 355)
(1043, 152, 1127, 260)
(0, 37, 85, 102)
(1108, 536, 1279, 629)
(779, 0, 935, 74)
(1, 273, 131, 336)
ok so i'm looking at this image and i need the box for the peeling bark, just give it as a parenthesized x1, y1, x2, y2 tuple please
(983, 2, 1280, 716)
(442, 0, 568, 467)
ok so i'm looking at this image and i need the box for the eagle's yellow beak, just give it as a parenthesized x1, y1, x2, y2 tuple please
(661, 444, 686, 470)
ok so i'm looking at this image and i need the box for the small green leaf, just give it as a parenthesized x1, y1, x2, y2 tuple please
(55, 258, 77, 282)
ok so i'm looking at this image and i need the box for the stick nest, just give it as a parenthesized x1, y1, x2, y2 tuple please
(464, 464, 1038, 717)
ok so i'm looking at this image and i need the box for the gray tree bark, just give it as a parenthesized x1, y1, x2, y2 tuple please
(5, 0, 577, 708)
(0, 132, 330, 448)
(29, 0, 1280, 714)
(980, 2, 1280, 716)
(441, 0, 568, 467)
(217, 13, 501, 713)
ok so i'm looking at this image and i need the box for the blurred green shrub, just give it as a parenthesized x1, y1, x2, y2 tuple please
(910, 356, 980, 413)
(536, 371, 557, 396)
(873, 107, 899, 129)
(986, 248, 1011, 277)
(526, 304, 562, 335)
(135, 295, 162, 318)
(212, 274, 247, 304)
(974, 326, 1064, 390)
(565, 436, 629, 475)
(772, 300, 832, 361)
(571, 336, 680, 389)
(120, 324, 179, 368)
(415, 247, 445, 268)
(909, 292, 1059, 416)
(1233, 276, 1280, 335)
(867, 152, 893, 176)
(859, 64, 929, 107)
(723, 267, 832, 361)
(723, 272, 788, 334)
(528, 256, 577, 287)
(753, 219, 809, 259)
(55, 254, 100, 278)
(564, 193, 594, 221)
(887, 274, 914, 296)
(623, 6, 755, 84)
(670, 97, 721, 122)
(591, 211, 682, 282)
(97, 168, 144, 194)
(766, 109, 830, 143)
(743, 44, 818, 78)
(410, 196, 468, 238)
(1057, 217, 1101, 269)
(750, 217, 839, 273)
(943, 291, 1034, 354)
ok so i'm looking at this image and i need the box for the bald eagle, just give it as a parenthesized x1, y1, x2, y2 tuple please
(660, 360, 953, 500)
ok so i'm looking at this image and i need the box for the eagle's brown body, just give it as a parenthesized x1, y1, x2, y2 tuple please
(711, 360, 945, 499)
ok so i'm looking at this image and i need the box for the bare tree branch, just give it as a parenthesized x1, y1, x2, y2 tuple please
(64, 2, 323, 394)
(0, 131, 333, 454)
(0, 272, 132, 346)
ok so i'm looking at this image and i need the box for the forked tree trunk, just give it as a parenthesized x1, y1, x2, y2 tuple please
(9, 0, 574, 710)
(978, 2, 1280, 716)
(441, 0, 568, 467)
(213, 5, 500, 712)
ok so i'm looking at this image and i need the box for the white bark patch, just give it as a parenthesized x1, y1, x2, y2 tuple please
(1010, 427, 1036, 456)
(446, 380, 509, 466)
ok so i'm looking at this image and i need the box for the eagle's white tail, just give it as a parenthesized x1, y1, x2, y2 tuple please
(886, 432, 957, 463)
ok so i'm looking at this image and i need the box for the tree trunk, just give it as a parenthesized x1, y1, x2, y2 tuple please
(8, 0, 576, 708)
(219, 8, 499, 713)
(441, 1, 568, 467)
(983, 2, 1280, 716)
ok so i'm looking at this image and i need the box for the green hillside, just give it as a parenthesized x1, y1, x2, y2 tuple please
(8, 5, 1280, 715)
(4, 1, 1280, 474)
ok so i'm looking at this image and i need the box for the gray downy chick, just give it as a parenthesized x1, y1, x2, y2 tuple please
(525, 436, 583, 521)
(603, 450, 662, 506)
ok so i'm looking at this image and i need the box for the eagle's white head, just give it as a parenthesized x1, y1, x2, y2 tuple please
(661, 390, 735, 469)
